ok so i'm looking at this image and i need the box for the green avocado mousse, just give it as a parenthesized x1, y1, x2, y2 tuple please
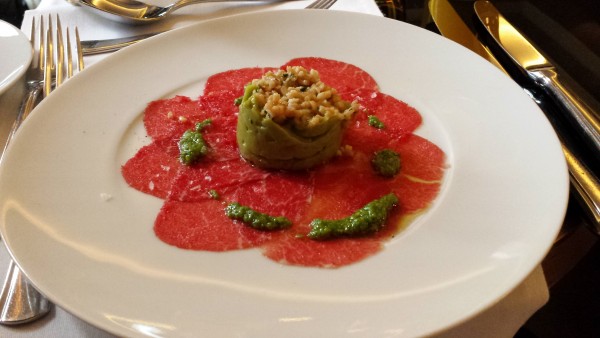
(236, 66, 358, 170)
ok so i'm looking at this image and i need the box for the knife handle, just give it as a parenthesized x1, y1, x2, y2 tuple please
(563, 145, 600, 234)
(80, 32, 160, 55)
(529, 68, 600, 153)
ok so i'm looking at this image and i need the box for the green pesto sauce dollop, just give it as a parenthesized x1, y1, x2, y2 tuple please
(368, 115, 385, 129)
(178, 119, 212, 165)
(372, 149, 401, 178)
(225, 202, 292, 231)
(308, 193, 399, 240)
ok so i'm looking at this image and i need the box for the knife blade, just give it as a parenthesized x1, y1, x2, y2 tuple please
(79, 31, 162, 55)
(474, 0, 600, 154)
(427, 0, 506, 72)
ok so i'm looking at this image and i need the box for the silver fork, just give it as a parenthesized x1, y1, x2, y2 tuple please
(0, 15, 84, 326)
(305, 0, 337, 9)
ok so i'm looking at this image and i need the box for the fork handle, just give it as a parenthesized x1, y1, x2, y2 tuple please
(0, 260, 51, 325)
(0, 86, 50, 325)
(2, 87, 41, 155)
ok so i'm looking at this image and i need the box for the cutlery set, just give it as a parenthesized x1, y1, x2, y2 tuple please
(429, 0, 600, 233)
(473, 0, 600, 231)
(475, 1, 600, 152)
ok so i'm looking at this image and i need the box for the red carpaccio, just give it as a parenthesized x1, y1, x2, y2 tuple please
(121, 57, 446, 268)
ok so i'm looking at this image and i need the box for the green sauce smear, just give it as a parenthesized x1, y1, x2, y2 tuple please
(368, 115, 385, 129)
(308, 193, 399, 240)
(208, 189, 220, 200)
(178, 119, 212, 165)
(225, 202, 292, 231)
(372, 149, 401, 178)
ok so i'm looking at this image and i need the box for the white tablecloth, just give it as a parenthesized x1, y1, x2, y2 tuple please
(0, 0, 550, 336)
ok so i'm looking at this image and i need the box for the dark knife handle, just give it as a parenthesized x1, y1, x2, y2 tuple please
(528, 89, 600, 233)
(563, 145, 600, 233)
(529, 68, 600, 154)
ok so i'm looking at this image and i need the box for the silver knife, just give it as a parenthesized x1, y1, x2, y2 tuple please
(474, 0, 600, 231)
(474, 0, 600, 154)
(80, 31, 162, 55)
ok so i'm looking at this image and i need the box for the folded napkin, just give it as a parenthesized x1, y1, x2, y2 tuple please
(5, 1, 549, 337)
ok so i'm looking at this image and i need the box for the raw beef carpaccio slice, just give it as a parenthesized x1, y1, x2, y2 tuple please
(282, 57, 379, 96)
(155, 171, 314, 251)
(154, 200, 274, 251)
(123, 89, 244, 199)
(262, 153, 401, 267)
(342, 89, 423, 153)
(166, 158, 271, 202)
(121, 137, 182, 199)
(143, 96, 203, 140)
(203, 67, 278, 98)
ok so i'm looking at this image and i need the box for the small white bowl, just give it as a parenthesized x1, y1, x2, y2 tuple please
(0, 20, 32, 96)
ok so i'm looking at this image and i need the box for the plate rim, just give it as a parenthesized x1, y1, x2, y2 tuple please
(0, 9, 568, 337)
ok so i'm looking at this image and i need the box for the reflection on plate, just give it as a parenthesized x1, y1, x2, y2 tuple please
(0, 20, 32, 95)
(0, 10, 568, 337)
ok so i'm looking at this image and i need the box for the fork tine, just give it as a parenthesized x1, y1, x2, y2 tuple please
(75, 27, 85, 72)
(65, 26, 84, 79)
(38, 16, 45, 71)
(56, 15, 64, 87)
(43, 15, 53, 98)
(320, 0, 337, 9)
(29, 17, 37, 56)
(306, 0, 337, 9)
(38, 15, 84, 98)
(28, 17, 41, 76)
(66, 28, 73, 78)
(305, 0, 320, 9)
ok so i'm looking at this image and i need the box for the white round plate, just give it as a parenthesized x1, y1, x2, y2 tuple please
(0, 20, 32, 95)
(0, 10, 568, 337)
